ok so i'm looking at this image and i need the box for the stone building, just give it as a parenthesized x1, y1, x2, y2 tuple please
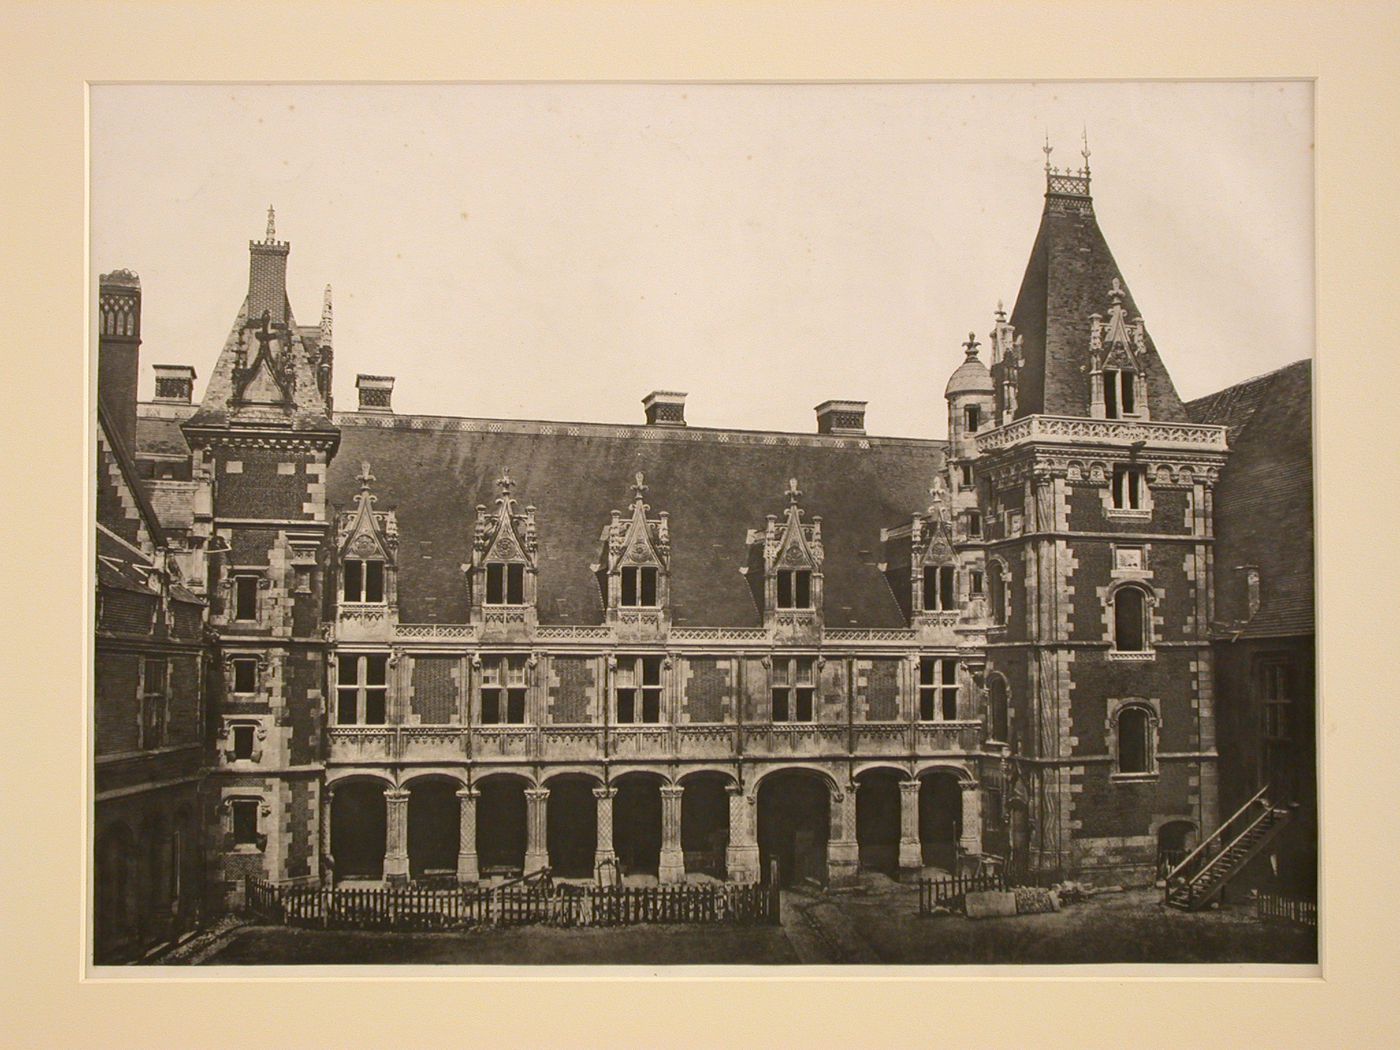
(96, 160, 1316, 936)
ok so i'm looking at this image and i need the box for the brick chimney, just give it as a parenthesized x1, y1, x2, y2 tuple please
(152, 364, 197, 404)
(815, 399, 867, 435)
(643, 390, 687, 427)
(248, 205, 290, 326)
(98, 269, 142, 453)
(356, 374, 395, 413)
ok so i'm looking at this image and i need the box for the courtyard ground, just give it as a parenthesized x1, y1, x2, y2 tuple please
(184, 876, 1315, 967)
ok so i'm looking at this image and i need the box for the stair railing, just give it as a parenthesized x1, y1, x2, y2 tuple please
(1165, 783, 1271, 892)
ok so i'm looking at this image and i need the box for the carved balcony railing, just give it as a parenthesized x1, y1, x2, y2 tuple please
(539, 726, 606, 761)
(915, 721, 983, 752)
(399, 726, 468, 761)
(472, 725, 536, 760)
(668, 627, 768, 644)
(825, 628, 917, 643)
(976, 414, 1228, 454)
(749, 724, 847, 757)
(675, 724, 741, 758)
(853, 723, 912, 755)
(609, 725, 673, 759)
(534, 625, 614, 642)
(327, 726, 396, 763)
(394, 623, 479, 642)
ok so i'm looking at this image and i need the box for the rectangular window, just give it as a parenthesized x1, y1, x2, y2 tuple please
(922, 565, 956, 611)
(1111, 466, 1145, 510)
(342, 558, 385, 602)
(141, 657, 167, 748)
(615, 655, 664, 723)
(771, 657, 815, 723)
(336, 653, 388, 725)
(485, 563, 525, 605)
(231, 800, 259, 846)
(233, 574, 259, 621)
(776, 569, 812, 610)
(1105, 369, 1137, 418)
(919, 657, 959, 721)
(232, 724, 255, 760)
(620, 566, 660, 607)
(231, 657, 258, 694)
(965, 511, 982, 538)
(958, 463, 974, 487)
(968, 570, 984, 597)
(481, 655, 528, 724)
(965, 405, 981, 432)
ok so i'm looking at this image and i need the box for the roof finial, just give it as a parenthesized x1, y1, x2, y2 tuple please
(963, 332, 981, 357)
(266, 205, 276, 242)
(357, 461, 375, 492)
(631, 471, 648, 504)
(496, 468, 514, 499)
(1081, 125, 1091, 175)
(994, 299, 1006, 323)
(785, 477, 803, 507)
(320, 284, 333, 343)
(1043, 132, 1054, 174)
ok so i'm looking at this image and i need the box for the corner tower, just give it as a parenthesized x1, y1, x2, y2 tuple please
(974, 152, 1228, 884)
(182, 209, 340, 908)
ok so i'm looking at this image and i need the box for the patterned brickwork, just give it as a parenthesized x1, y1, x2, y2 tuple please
(283, 779, 314, 880)
(411, 656, 460, 724)
(683, 657, 730, 723)
(547, 656, 595, 724)
(167, 652, 202, 747)
(285, 652, 322, 766)
(99, 591, 156, 635)
(863, 658, 901, 721)
(216, 450, 313, 520)
(95, 652, 140, 754)
(1067, 484, 1192, 536)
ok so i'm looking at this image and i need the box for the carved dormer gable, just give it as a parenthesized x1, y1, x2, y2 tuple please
(472, 468, 538, 570)
(746, 478, 824, 626)
(233, 310, 295, 406)
(336, 462, 398, 565)
(596, 473, 671, 626)
(1088, 278, 1151, 420)
(911, 481, 960, 617)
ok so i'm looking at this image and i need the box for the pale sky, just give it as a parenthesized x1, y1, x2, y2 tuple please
(91, 82, 1312, 439)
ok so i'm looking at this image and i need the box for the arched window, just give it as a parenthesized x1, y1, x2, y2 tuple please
(1113, 586, 1149, 652)
(1116, 705, 1154, 774)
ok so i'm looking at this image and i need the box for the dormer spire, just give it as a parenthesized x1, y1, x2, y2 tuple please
(1043, 132, 1053, 174)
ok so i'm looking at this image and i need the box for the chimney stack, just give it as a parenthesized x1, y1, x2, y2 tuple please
(248, 205, 291, 327)
(356, 374, 395, 413)
(98, 269, 142, 454)
(814, 399, 867, 435)
(152, 364, 197, 404)
(643, 390, 687, 427)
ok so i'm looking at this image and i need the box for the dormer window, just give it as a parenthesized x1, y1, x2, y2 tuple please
(923, 565, 956, 611)
(777, 569, 813, 610)
(342, 558, 385, 603)
(1104, 368, 1136, 418)
(620, 566, 659, 607)
(485, 563, 525, 605)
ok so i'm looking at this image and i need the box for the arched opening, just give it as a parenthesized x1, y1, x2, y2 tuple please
(1156, 820, 1197, 880)
(613, 774, 663, 878)
(757, 770, 830, 887)
(855, 770, 902, 875)
(988, 674, 1009, 743)
(95, 823, 135, 961)
(1117, 706, 1153, 773)
(545, 775, 598, 878)
(1114, 586, 1148, 652)
(919, 772, 963, 870)
(681, 774, 730, 879)
(407, 779, 461, 881)
(476, 776, 528, 878)
(1007, 800, 1032, 883)
(331, 780, 387, 880)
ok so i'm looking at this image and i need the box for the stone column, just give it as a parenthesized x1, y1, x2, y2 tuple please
(524, 787, 550, 872)
(899, 779, 923, 872)
(384, 787, 410, 885)
(319, 783, 335, 886)
(959, 780, 983, 858)
(659, 785, 686, 885)
(724, 784, 759, 883)
(827, 782, 860, 886)
(593, 786, 617, 880)
(456, 787, 479, 884)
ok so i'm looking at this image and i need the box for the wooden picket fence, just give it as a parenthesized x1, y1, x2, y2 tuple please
(245, 877, 779, 931)
(917, 872, 1009, 914)
(1255, 892, 1317, 928)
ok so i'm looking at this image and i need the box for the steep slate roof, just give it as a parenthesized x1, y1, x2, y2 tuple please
(1007, 176, 1188, 421)
(1188, 359, 1314, 638)
(328, 415, 946, 627)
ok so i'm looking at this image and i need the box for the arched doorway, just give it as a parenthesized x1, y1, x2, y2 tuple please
(545, 775, 598, 878)
(613, 774, 663, 878)
(919, 772, 963, 871)
(331, 780, 388, 880)
(407, 779, 461, 880)
(681, 773, 730, 879)
(855, 770, 902, 875)
(1156, 820, 1197, 881)
(95, 823, 135, 961)
(1007, 800, 1032, 883)
(476, 775, 528, 878)
(757, 770, 830, 887)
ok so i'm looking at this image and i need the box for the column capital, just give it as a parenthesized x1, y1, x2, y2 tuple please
(456, 786, 479, 801)
(524, 787, 550, 802)
(900, 778, 922, 794)
(959, 779, 981, 792)
(659, 784, 685, 800)
(593, 786, 618, 801)
(385, 787, 410, 802)
(724, 782, 744, 796)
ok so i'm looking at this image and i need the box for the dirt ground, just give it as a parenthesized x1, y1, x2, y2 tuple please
(187, 876, 1315, 967)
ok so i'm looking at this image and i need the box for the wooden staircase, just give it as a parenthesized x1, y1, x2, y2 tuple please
(1164, 785, 1292, 911)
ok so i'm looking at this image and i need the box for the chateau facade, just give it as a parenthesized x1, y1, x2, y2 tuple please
(94, 161, 1316, 957)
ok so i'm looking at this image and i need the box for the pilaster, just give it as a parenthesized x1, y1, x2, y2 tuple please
(384, 787, 409, 885)
(593, 786, 618, 879)
(456, 787, 479, 884)
(659, 785, 686, 884)
(524, 787, 550, 872)
(725, 784, 759, 883)
(898, 779, 923, 871)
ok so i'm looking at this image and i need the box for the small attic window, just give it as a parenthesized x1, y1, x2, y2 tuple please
(620, 566, 659, 607)
(342, 558, 384, 603)
(485, 563, 525, 605)
(1104, 369, 1136, 419)
(922, 565, 956, 611)
(776, 569, 813, 610)
(964, 405, 982, 432)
